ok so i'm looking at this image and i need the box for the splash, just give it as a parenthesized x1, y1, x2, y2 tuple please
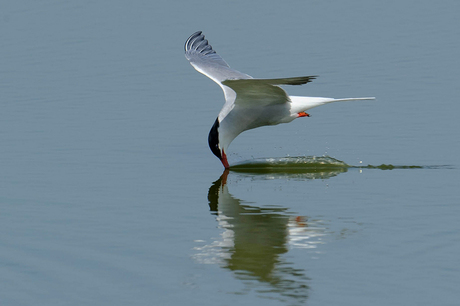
(231, 155, 449, 170)
(229, 155, 449, 178)
(231, 156, 349, 171)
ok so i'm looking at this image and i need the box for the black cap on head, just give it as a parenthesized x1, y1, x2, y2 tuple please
(208, 118, 221, 159)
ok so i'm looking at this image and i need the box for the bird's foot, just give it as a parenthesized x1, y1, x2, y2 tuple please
(297, 112, 310, 118)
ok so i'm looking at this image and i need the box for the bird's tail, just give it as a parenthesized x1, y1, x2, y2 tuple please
(327, 97, 376, 102)
(289, 96, 375, 113)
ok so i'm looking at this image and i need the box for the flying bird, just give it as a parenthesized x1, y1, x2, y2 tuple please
(184, 31, 375, 168)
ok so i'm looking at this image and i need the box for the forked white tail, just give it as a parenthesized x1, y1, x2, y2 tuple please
(289, 96, 375, 113)
(329, 97, 376, 102)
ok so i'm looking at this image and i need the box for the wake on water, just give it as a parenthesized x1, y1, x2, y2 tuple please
(230, 156, 350, 179)
(230, 155, 448, 174)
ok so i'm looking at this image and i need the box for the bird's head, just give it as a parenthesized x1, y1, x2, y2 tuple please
(208, 118, 230, 169)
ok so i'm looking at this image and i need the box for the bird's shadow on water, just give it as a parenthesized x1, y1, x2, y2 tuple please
(195, 156, 451, 304)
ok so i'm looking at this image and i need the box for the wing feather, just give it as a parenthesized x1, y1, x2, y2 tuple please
(221, 76, 317, 106)
(224, 76, 317, 86)
(185, 32, 318, 109)
(184, 31, 251, 84)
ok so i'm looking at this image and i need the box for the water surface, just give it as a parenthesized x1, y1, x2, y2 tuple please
(1, 1, 459, 305)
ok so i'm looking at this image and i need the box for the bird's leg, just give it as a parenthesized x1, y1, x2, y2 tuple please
(297, 112, 310, 117)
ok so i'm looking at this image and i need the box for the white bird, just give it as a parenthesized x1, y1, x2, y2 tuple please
(185, 31, 375, 169)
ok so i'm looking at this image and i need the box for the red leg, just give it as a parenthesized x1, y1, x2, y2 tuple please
(297, 112, 310, 117)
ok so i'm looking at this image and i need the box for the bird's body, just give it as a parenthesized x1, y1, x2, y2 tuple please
(184, 31, 375, 168)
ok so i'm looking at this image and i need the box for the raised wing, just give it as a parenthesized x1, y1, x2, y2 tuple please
(222, 76, 317, 106)
(184, 31, 251, 85)
(226, 76, 317, 86)
(185, 32, 317, 109)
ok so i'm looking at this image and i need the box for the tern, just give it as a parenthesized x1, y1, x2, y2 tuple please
(185, 31, 375, 169)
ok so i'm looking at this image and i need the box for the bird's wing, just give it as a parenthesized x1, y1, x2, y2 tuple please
(185, 32, 317, 108)
(185, 31, 252, 85)
(228, 76, 317, 86)
(221, 76, 317, 106)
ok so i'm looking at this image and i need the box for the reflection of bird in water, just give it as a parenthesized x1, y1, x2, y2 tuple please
(209, 173, 291, 282)
(198, 170, 327, 303)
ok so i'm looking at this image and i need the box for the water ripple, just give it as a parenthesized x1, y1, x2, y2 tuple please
(230, 155, 452, 175)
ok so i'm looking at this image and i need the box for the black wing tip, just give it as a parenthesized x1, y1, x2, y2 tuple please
(184, 31, 230, 68)
(185, 31, 207, 52)
(285, 75, 318, 85)
(184, 31, 219, 57)
(185, 31, 202, 52)
(280, 75, 318, 85)
(222, 75, 319, 86)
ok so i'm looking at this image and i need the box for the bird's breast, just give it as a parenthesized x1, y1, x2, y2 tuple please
(222, 104, 293, 134)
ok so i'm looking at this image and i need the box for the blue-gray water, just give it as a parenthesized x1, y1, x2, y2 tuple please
(1, 1, 459, 305)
